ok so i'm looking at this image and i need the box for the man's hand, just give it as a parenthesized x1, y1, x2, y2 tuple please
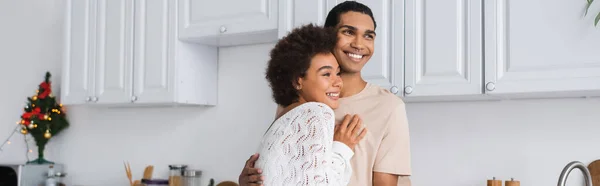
(334, 114, 368, 150)
(238, 153, 264, 186)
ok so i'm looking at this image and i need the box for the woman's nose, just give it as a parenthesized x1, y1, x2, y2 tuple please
(333, 76, 343, 87)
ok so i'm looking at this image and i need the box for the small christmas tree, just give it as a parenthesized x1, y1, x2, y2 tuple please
(19, 72, 69, 164)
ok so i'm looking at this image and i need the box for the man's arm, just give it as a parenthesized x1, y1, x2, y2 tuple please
(373, 173, 411, 186)
(238, 153, 264, 186)
(373, 101, 412, 186)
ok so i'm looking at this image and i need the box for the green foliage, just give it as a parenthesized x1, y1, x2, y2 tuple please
(585, 0, 600, 26)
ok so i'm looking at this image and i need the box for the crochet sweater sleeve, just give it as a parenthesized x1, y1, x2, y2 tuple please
(257, 102, 354, 185)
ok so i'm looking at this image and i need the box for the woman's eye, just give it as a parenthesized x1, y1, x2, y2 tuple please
(323, 73, 331, 77)
(337, 72, 342, 76)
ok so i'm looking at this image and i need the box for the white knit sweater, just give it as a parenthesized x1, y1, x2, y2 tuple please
(255, 102, 354, 185)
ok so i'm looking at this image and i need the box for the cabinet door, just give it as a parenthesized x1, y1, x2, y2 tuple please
(278, 0, 330, 38)
(484, 0, 600, 95)
(133, 0, 174, 103)
(61, 0, 95, 105)
(93, 0, 134, 104)
(327, 0, 402, 94)
(178, 0, 278, 45)
(404, 0, 483, 97)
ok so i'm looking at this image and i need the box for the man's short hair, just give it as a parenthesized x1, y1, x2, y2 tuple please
(324, 1, 377, 29)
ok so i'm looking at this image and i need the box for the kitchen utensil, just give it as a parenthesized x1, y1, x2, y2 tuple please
(588, 159, 600, 186)
(124, 162, 133, 186)
(143, 165, 154, 179)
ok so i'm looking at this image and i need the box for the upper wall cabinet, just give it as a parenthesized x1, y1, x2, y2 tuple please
(178, 0, 279, 46)
(404, 0, 483, 98)
(278, 1, 330, 37)
(61, 0, 218, 106)
(484, 0, 600, 97)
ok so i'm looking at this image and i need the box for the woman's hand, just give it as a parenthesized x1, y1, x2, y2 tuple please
(334, 114, 367, 150)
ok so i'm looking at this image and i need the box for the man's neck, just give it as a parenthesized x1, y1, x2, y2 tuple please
(340, 72, 368, 98)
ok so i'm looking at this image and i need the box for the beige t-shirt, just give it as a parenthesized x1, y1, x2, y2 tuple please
(273, 83, 412, 186)
(334, 83, 411, 186)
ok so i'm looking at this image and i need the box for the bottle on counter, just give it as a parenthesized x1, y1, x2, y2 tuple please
(181, 170, 202, 186)
(168, 164, 188, 186)
(45, 165, 57, 186)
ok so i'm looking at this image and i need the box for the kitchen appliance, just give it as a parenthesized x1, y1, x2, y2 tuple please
(0, 163, 64, 186)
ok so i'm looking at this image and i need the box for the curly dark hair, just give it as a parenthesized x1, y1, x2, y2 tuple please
(265, 24, 337, 107)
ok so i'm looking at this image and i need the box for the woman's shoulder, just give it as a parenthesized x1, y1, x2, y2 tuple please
(298, 102, 334, 114)
(276, 102, 335, 125)
(292, 102, 334, 121)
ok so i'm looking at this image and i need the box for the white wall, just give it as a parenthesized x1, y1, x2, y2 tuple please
(407, 98, 600, 186)
(0, 0, 65, 165)
(47, 43, 279, 185)
(2, 1, 600, 186)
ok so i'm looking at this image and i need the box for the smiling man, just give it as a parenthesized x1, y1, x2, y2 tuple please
(239, 1, 412, 186)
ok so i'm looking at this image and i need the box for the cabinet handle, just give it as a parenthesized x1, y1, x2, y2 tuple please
(404, 86, 413, 95)
(220, 26, 227, 33)
(131, 96, 138, 102)
(390, 86, 399, 94)
(85, 97, 92, 102)
(485, 82, 496, 91)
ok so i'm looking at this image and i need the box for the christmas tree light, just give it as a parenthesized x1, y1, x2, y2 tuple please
(18, 71, 69, 164)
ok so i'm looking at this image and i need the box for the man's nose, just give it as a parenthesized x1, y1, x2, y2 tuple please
(350, 37, 365, 51)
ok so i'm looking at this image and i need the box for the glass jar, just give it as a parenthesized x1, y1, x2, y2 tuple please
(168, 165, 187, 186)
(182, 170, 202, 186)
(142, 179, 169, 186)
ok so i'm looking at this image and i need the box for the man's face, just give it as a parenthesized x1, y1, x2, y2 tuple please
(332, 11, 376, 74)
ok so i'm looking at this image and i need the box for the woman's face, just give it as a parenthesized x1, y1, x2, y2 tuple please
(297, 52, 343, 109)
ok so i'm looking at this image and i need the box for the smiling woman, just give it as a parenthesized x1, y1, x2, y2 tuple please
(255, 24, 367, 185)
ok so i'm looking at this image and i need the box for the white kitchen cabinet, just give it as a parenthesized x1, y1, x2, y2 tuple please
(93, 0, 134, 104)
(178, 0, 279, 46)
(484, 0, 600, 97)
(404, 0, 483, 97)
(278, 0, 331, 38)
(61, 0, 217, 106)
(61, 0, 95, 105)
(62, 0, 133, 105)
